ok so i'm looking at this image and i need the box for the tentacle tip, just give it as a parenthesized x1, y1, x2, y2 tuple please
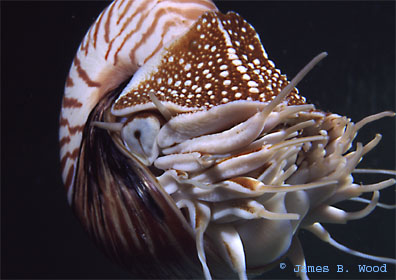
(384, 111, 395, 117)
(320, 51, 328, 57)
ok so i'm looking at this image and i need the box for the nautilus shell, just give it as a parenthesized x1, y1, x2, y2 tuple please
(59, 1, 395, 279)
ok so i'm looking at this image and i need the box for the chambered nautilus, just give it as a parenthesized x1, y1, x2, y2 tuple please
(59, 0, 395, 279)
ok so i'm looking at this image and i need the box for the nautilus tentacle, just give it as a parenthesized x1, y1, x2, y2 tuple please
(60, 0, 395, 279)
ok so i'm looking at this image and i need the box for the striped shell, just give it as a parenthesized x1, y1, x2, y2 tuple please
(60, 0, 395, 279)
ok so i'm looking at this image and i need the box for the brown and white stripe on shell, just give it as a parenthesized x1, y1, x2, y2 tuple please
(60, 0, 395, 279)
(59, 0, 217, 202)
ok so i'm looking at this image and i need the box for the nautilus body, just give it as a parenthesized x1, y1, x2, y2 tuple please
(59, 0, 395, 279)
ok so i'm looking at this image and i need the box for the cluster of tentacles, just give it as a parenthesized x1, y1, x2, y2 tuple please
(101, 85, 395, 279)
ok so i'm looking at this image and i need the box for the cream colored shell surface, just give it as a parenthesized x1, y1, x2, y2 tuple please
(59, 0, 217, 201)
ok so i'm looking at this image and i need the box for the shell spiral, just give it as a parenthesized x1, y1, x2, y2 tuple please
(59, 0, 218, 202)
(60, 0, 395, 279)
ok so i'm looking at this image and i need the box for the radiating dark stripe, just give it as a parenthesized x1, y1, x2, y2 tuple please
(169, 0, 217, 10)
(65, 76, 74, 87)
(93, 6, 106, 49)
(104, 1, 116, 43)
(60, 148, 80, 171)
(128, 7, 207, 64)
(59, 117, 69, 127)
(142, 19, 180, 64)
(68, 124, 85, 135)
(117, 0, 133, 25)
(59, 136, 71, 147)
(106, 0, 152, 61)
(63, 97, 82, 108)
(112, 7, 150, 65)
(81, 25, 93, 56)
(74, 56, 101, 87)
(60, 117, 84, 135)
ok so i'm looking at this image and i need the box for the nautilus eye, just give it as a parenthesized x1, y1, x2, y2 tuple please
(59, 1, 395, 279)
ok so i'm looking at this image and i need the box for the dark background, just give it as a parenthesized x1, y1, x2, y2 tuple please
(2, 1, 395, 279)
